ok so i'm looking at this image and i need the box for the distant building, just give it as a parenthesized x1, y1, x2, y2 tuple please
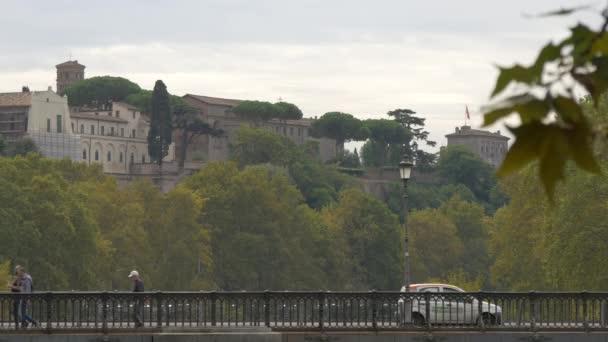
(0, 87, 80, 160)
(56, 60, 85, 96)
(445, 125, 509, 167)
(182, 94, 338, 163)
(69, 101, 175, 174)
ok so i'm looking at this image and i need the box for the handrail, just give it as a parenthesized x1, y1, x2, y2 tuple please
(0, 291, 606, 333)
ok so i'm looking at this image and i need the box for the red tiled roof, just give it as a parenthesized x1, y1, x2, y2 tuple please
(0, 92, 32, 107)
(185, 94, 243, 107)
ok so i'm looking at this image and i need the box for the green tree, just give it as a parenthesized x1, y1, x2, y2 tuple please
(322, 189, 403, 290)
(4, 137, 38, 157)
(184, 162, 328, 290)
(173, 101, 223, 168)
(438, 196, 491, 282)
(311, 112, 368, 156)
(361, 119, 409, 167)
(275, 101, 303, 120)
(147, 80, 172, 166)
(232, 101, 279, 127)
(65, 76, 141, 108)
(387, 108, 436, 169)
(231, 126, 293, 167)
(436, 145, 498, 205)
(488, 166, 549, 290)
(408, 208, 464, 282)
(0, 135, 5, 156)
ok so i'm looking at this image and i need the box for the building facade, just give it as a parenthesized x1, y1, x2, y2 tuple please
(445, 125, 509, 168)
(56, 61, 85, 96)
(70, 101, 174, 174)
(0, 87, 80, 159)
(182, 94, 337, 163)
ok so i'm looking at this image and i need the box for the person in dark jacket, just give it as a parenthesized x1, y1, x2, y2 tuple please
(8, 267, 22, 328)
(128, 270, 144, 328)
(8, 266, 38, 328)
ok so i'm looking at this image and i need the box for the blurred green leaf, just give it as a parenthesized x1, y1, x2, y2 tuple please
(552, 96, 584, 123)
(533, 42, 562, 69)
(491, 65, 540, 97)
(566, 120, 602, 174)
(497, 122, 544, 178)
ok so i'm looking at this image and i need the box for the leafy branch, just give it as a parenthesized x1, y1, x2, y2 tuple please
(483, 3, 608, 200)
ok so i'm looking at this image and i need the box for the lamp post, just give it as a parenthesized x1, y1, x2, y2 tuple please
(399, 157, 413, 288)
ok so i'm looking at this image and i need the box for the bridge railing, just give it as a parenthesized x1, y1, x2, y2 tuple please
(0, 291, 607, 333)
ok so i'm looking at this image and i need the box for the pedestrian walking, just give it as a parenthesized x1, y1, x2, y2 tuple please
(128, 270, 144, 328)
(8, 266, 22, 329)
(8, 265, 38, 329)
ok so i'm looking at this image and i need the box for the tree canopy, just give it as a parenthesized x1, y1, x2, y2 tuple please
(311, 112, 368, 155)
(64, 76, 141, 108)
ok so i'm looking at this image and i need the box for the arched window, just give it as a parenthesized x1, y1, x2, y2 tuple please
(119, 152, 123, 163)
(95, 150, 99, 161)
(130, 153, 134, 164)
(80, 124, 84, 134)
(107, 151, 111, 162)
(91, 125, 95, 135)
(82, 149, 87, 160)
(101, 126, 105, 136)
(141, 155, 145, 163)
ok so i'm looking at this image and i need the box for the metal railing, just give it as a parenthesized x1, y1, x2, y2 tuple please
(1, 291, 607, 333)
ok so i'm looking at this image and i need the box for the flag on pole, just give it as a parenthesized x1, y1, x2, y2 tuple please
(465, 105, 471, 120)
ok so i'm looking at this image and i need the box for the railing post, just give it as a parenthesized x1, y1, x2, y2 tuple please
(211, 291, 217, 327)
(101, 291, 108, 334)
(45, 292, 52, 334)
(156, 291, 163, 328)
(477, 291, 485, 331)
(582, 291, 589, 331)
(371, 290, 378, 331)
(264, 290, 271, 328)
(318, 292, 325, 331)
(529, 291, 537, 333)
(424, 292, 431, 332)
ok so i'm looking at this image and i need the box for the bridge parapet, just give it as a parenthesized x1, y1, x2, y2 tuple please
(1, 291, 607, 334)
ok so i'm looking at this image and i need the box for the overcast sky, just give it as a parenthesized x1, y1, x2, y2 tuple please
(0, 0, 602, 149)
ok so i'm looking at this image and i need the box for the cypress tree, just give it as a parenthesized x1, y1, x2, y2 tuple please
(148, 80, 172, 166)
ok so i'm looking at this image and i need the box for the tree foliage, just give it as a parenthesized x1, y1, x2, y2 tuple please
(387, 108, 436, 169)
(436, 145, 499, 205)
(147, 80, 172, 165)
(311, 112, 368, 155)
(360, 119, 409, 167)
(65, 76, 141, 108)
(482, 5, 608, 199)
(232, 101, 280, 126)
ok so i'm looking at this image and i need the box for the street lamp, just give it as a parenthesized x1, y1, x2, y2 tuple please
(399, 157, 413, 289)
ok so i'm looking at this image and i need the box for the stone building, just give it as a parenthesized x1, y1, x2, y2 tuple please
(182, 94, 337, 163)
(445, 125, 509, 167)
(0, 87, 80, 159)
(56, 61, 85, 96)
(70, 101, 174, 174)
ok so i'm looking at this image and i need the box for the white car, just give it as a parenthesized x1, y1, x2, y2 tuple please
(398, 283, 502, 326)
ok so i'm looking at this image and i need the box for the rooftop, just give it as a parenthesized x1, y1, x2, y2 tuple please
(445, 125, 509, 140)
(56, 60, 85, 68)
(0, 92, 31, 107)
(70, 111, 129, 123)
(185, 94, 243, 107)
